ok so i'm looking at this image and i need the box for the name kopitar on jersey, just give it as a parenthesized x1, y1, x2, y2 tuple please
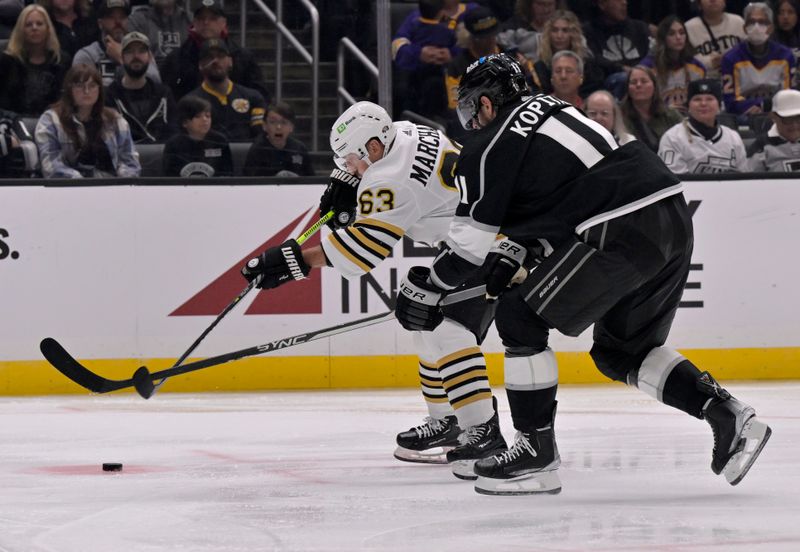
(409, 125, 442, 186)
(509, 95, 569, 138)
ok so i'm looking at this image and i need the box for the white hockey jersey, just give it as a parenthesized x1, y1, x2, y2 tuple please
(658, 119, 748, 174)
(321, 121, 461, 279)
(747, 124, 800, 172)
(685, 13, 745, 78)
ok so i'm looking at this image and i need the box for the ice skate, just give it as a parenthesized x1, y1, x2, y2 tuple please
(702, 390, 771, 485)
(394, 415, 461, 464)
(446, 398, 507, 480)
(473, 423, 561, 495)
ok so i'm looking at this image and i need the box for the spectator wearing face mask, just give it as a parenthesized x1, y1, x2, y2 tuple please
(748, 88, 800, 171)
(721, 2, 794, 117)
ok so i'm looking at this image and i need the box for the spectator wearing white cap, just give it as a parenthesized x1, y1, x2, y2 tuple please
(748, 88, 800, 171)
(105, 31, 178, 143)
(658, 78, 748, 174)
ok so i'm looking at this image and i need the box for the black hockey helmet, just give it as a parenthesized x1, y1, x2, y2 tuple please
(456, 53, 529, 130)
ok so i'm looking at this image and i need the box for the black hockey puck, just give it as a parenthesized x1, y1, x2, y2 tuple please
(102, 463, 123, 472)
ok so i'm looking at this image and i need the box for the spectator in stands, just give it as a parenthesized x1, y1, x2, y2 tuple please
(38, 0, 98, 57)
(187, 38, 265, 141)
(0, 5, 71, 117)
(772, 0, 800, 72)
(1, 108, 39, 177)
(686, 0, 746, 79)
(162, 94, 232, 176)
(35, 63, 140, 178)
(721, 2, 794, 118)
(527, 10, 603, 95)
(549, 50, 584, 108)
(73, 0, 161, 87)
(129, 0, 190, 73)
(748, 88, 800, 171)
(641, 16, 706, 115)
(0, 0, 22, 40)
(445, 6, 499, 113)
(392, 0, 461, 118)
(658, 78, 748, 174)
(105, 32, 177, 143)
(243, 101, 313, 177)
(497, 0, 564, 64)
(621, 65, 683, 152)
(585, 89, 636, 144)
(583, 0, 651, 100)
(161, 0, 269, 102)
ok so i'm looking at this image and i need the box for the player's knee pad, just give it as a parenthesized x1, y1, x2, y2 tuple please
(590, 344, 647, 385)
(495, 292, 549, 351)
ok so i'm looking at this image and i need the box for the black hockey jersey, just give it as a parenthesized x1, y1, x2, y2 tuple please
(431, 94, 683, 289)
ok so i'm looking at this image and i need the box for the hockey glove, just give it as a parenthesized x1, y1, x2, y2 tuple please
(483, 238, 528, 302)
(395, 266, 445, 332)
(319, 168, 361, 229)
(241, 239, 311, 289)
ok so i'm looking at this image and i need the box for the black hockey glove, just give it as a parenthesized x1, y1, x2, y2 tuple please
(319, 168, 361, 229)
(483, 238, 528, 302)
(395, 266, 445, 332)
(241, 239, 311, 289)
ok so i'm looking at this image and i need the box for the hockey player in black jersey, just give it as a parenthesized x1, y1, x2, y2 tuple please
(395, 53, 772, 495)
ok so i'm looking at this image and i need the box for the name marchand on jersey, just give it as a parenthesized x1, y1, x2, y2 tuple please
(322, 121, 462, 279)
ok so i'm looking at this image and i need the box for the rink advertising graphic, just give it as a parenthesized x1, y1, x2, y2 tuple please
(0, 180, 799, 394)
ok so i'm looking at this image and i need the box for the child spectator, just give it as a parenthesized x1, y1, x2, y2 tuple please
(0, 5, 72, 117)
(641, 16, 707, 114)
(105, 32, 178, 143)
(748, 88, 800, 171)
(585, 89, 636, 145)
(35, 63, 141, 178)
(528, 10, 603, 96)
(162, 95, 232, 177)
(243, 101, 313, 177)
(721, 2, 795, 118)
(686, 0, 745, 79)
(658, 78, 748, 173)
(186, 38, 265, 141)
(621, 65, 683, 152)
(129, 0, 191, 73)
(38, 0, 98, 58)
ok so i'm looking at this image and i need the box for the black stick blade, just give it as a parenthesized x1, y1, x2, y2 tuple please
(39, 338, 129, 393)
(132, 366, 156, 399)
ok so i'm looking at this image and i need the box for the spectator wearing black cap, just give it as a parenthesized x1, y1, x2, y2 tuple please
(748, 88, 800, 171)
(162, 94, 232, 176)
(105, 31, 178, 143)
(73, 0, 161, 87)
(161, 0, 269, 102)
(129, 0, 191, 73)
(658, 78, 748, 174)
(242, 101, 313, 177)
(186, 38, 265, 141)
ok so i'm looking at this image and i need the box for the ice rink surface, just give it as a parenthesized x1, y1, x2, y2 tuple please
(0, 382, 797, 552)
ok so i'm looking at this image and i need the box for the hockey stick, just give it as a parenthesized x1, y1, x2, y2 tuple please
(40, 310, 396, 395)
(136, 210, 334, 399)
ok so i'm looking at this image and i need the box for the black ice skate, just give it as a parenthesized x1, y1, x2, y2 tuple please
(473, 411, 561, 495)
(699, 372, 772, 485)
(394, 415, 461, 464)
(446, 398, 507, 480)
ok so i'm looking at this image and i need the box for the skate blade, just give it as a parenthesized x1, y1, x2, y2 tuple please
(450, 459, 477, 481)
(393, 445, 453, 465)
(474, 470, 562, 496)
(723, 418, 772, 486)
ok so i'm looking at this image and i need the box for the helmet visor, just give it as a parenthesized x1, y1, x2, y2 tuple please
(332, 152, 365, 174)
(456, 93, 481, 130)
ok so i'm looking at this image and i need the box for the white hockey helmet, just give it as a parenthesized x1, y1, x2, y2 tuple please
(330, 101, 396, 170)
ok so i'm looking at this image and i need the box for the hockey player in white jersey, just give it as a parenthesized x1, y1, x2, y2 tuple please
(658, 78, 748, 174)
(241, 101, 516, 478)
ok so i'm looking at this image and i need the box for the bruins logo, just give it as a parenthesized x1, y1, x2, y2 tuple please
(232, 98, 250, 113)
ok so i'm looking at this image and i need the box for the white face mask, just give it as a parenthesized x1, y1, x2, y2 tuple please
(745, 22, 770, 45)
